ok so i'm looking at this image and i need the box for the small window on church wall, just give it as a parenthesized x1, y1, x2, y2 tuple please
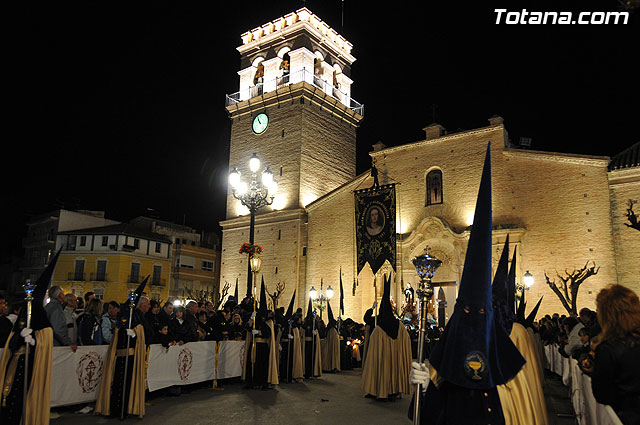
(426, 170, 443, 206)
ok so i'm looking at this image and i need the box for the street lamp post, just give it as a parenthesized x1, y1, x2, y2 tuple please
(309, 280, 334, 319)
(229, 153, 278, 298)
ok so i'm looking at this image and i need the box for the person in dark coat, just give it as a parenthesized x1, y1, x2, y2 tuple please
(209, 309, 230, 341)
(197, 311, 214, 341)
(78, 298, 104, 345)
(170, 307, 198, 345)
(591, 284, 640, 425)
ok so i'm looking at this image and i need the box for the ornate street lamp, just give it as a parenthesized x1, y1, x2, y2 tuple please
(229, 153, 278, 297)
(516, 270, 534, 299)
(309, 280, 333, 319)
(411, 247, 442, 425)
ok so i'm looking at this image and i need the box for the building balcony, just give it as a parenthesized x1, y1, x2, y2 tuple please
(128, 275, 166, 286)
(151, 278, 167, 286)
(67, 272, 87, 281)
(89, 272, 109, 282)
(225, 68, 364, 116)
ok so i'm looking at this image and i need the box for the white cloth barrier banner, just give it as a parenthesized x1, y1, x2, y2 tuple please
(544, 345, 623, 425)
(146, 340, 244, 392)
(50, 345, 110, 407)
(1, 340, 245, 407)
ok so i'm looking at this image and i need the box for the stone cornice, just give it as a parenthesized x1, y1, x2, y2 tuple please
(369, 125, 504, 158)
(220, 208, 307, 230)
(608, 166, 640, 185)
(237, 8, 355, 64)
(225, 81, 363, 127)
(502, 148, 610, 166)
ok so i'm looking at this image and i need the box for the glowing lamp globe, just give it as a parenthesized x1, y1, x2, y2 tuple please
(249, 153, 261, 173)
(309, 286, 318, 300)
(229, 167, 240, 188)
(250, 255, 262, 273)
(326, 286, 334, 299)
(262, 167, 273, 186)
(523, 270, 534, 288)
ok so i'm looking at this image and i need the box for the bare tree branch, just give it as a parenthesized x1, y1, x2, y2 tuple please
(545, 262, 599, 316)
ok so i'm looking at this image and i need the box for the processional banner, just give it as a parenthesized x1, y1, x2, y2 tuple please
(354, 184, 396, 275)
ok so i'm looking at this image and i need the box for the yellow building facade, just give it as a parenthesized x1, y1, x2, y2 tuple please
(51, 223, 172, 303)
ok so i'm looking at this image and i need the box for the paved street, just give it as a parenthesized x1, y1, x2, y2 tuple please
(51, 370, 412, 425)
(51, 368, 577, 425)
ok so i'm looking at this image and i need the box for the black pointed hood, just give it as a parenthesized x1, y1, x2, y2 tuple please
(492, 236, 515, 334)
(339, 268, 345, 315)
(327, 299, 337, 330)
(507, 245, 517, 315)
(305, 294, 314, 323)
(259, 276, 268, 316)
(429, 144, 525, 389)
(118, 275, 149, 327)
(234, 277, 239, 303)
(525, 297, 543, 328)
(377, 274, 399, 339)
(285, 290, 296, 319)
(18, 250, 61, 331)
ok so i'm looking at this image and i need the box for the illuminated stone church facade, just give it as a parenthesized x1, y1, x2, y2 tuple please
(220, 8, 639, 321)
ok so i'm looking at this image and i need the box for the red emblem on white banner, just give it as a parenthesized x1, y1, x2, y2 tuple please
(177, 348, 193, 381)
(76, 352, 104, 393)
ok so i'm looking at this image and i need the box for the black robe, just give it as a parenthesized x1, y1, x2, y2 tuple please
(243, 316, 271, 387)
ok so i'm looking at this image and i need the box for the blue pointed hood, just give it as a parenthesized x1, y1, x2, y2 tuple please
(429, 144, 525, 389)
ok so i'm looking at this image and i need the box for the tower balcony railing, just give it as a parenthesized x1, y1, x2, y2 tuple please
(225, 68, 364, 116)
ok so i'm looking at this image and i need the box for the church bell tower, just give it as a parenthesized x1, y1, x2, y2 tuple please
(220, 8, 364, 303)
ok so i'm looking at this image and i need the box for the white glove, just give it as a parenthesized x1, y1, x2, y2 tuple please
(288, 334, 294, 339)
(126, 329, 136, 338)
(279, 344, 282, 351)
(251, 329, 259, 335)
(313, 330, 318, 335)
(410, 361, 429, 391)
(20, 328, 35, 346)
(372, 301, 378, 310)
(250, 312, 257, 320)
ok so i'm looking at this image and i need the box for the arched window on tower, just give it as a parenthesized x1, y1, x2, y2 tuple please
(426, 169, 443, 206)
(332, 63, 342, 99)
(313, 57, 323, 88)
(278, 51, 291, 88)
(253, 61, 264, 96)
(280, 52, 290, 75)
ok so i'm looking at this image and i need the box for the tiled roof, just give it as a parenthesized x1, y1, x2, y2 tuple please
(58, 223, 172, 243)
(608, 142, 639, 171)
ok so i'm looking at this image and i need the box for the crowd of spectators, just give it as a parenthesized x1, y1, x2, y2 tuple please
(0, 289, 367, 363)
(537, 284, 639, 425)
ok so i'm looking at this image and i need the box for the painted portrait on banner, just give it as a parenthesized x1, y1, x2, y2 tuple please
(355, 184, 396, 275)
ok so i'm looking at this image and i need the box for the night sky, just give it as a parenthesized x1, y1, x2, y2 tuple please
(2, 1, 637, 260)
